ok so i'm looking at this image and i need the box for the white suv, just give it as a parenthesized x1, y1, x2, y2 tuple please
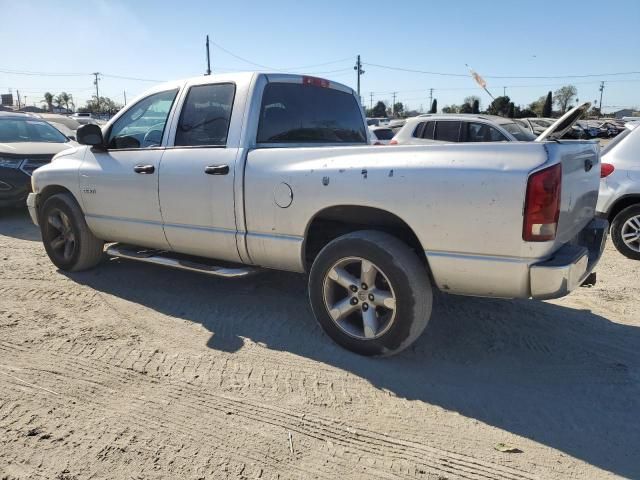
(597, 122, 640, 259)
(390, 114, 535, 145)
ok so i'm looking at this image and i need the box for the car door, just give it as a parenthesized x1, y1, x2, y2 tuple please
(79, 88, 179, 249)
(158, 82, 242, 262)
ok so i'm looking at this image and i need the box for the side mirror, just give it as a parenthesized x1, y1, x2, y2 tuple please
(76, 123, 105, 148)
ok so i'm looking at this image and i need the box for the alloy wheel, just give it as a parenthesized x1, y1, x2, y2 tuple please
(322, 257, 396, 340)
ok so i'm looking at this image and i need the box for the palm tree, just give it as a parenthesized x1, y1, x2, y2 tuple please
(42, 92, 54, 112)
(58, 92, 74, 112)
(53, 94, 63, 111)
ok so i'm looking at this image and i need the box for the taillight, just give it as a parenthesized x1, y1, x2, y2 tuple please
(389, 139, 398, 145)
(302, 76, 330, 88)
(523, 163, 562, 242)
(600, 163, 615, 178)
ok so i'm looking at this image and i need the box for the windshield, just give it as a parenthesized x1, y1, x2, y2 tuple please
(0, 118, 68, 143)
(501, 122, 536, 141)
(602, 128, 632, 156)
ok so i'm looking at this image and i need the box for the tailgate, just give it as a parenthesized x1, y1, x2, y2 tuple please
(546, 141, 601, 244)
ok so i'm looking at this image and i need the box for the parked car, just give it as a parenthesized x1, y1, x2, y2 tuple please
(28, 74, 606, 356)
(37, 113, 82, 132)
(596, 121, 640, 259)
(366, 117, 390, 126)
(0, 112, 75, 208)
(517, 118, 587, 140)
(390, 114, 535, 145)
(368, 125, 394, 145)
(388, 118, 406, 135)
(576, 121, 601, 139)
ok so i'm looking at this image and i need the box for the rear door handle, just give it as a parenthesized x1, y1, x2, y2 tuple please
(205, 164, 229, 175)
(134, 164, 155, 174)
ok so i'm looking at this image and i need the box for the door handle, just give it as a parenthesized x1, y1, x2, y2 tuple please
(204, 164, 229, 175)
(134, 164, 155, 174)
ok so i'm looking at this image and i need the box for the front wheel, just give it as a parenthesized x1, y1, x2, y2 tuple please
(308, 230, 433, 356)
(40, 193, 104, 271)
(611, 204, 640, 260)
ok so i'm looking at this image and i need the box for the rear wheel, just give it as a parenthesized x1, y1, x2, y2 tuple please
(611, 204, 640, 260)
(40, 193, 104, 271)
(309, 230, 432, 356)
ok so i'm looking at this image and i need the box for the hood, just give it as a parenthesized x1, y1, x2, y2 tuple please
(0, 142, 74, 156)
(535, 102, 591, 141)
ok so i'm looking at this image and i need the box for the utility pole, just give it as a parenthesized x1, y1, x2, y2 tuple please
(503, 86, 506, 97)
(599, 81, 605, 115)
(93, 72, 101, 112)
(428, 88, 433, 109)
(205, 35, 212, 75)
(353, 55, 364, 101)
(392, 92, 397, 116)
(369, 92, 373, 110)
(16, 90, 21, 110)
(123, 90, 127, 105)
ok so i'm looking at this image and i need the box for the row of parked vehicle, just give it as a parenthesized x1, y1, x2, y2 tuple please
(367, 115, 627, 145)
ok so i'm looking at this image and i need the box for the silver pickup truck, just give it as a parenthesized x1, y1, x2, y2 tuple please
(27, 73, 607, 356)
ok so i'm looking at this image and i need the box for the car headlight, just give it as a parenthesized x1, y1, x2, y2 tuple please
(0, 157, 23, 169)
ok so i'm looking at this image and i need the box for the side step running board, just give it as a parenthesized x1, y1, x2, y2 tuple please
(106, 243, 260, 278)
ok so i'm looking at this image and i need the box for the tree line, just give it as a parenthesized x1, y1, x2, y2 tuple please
(41, 92, 122, 114)
(367, 84, 599, 119)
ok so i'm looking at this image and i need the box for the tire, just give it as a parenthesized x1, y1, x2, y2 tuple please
(40, 193, 104, 271)
(308, 230, 432, 356)
(611, 204, 640, 260)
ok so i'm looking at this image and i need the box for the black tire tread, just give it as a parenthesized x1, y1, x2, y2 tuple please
(41, 193, 104, 271)
(611, 204, 640, 261)
(309, 230, 432, 356)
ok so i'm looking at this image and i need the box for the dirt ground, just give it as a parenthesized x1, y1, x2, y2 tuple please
(1, 208, 639, 480)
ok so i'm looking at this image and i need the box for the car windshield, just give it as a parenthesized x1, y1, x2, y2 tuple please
(602, 127, 632, 155)
(501, 122, 536, 141)
(0, 118, 68, 143)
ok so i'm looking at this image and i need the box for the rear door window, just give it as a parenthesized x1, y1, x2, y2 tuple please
(434, 121, 461, 142)
(175, 83, 235, 146)
(257, 83, 366, 144)
(464, 122, 508, 142)
(412, 121, 434, 139)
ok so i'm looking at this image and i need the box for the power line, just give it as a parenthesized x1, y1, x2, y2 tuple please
(363, 62, 640, 79)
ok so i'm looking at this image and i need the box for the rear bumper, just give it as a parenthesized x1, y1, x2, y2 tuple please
(530, 218, 608, 299)
(26, 193, 39, 226)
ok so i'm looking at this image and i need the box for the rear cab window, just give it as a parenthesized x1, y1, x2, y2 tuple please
(257, 82, 367, 144)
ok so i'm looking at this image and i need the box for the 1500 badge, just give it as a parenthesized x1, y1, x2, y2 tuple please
(81, 186, 97, 194)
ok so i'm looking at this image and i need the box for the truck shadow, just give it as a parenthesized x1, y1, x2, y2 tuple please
(0, 207, 41, 242)
(67, 259, 640, 479)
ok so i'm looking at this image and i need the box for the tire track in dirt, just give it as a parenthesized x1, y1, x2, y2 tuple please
(0, 366, 405, 480)
(1, 341, 538, 480)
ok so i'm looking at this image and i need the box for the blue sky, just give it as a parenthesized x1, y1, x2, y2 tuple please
(1, 0, 639, 113)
